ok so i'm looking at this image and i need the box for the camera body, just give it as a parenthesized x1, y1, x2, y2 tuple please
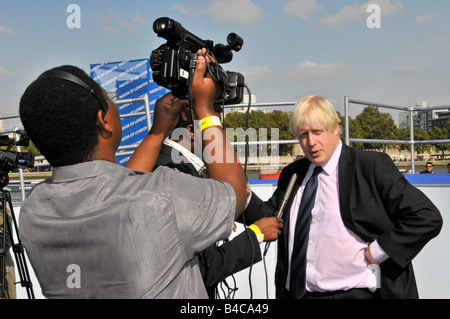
(150, 17, 245, 105)
(0, 132, 34, 174)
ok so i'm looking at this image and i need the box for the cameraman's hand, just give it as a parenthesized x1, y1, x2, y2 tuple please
(191, 48, 222, 119)
(151, 93, 189, 138)
(125, 92, 188, 172)
(254, 217, 283, 242)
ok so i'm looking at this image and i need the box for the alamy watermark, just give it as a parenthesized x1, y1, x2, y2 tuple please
(66, 4, 81, 29)
(367, 4, 381, 29)
(66, 264, 81, 288)
(169, 125, 281, 167)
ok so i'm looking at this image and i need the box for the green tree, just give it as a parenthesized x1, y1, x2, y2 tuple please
(223, 109, 295, 155)
(24, 140, 41, 157)
(338, 111, 365, 149)
(355, 106, 398, 151)
(265, 110, 295, 155)
(429, 119, 450, 158)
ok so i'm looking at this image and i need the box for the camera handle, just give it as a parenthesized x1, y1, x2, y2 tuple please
(0, 189, 34, 299)
(186, 52, 227, 119)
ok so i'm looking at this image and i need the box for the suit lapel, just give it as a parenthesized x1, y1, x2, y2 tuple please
(282, 159, 310, 261)
(283, 159, 310, 225)
(338, 144, 358, 234)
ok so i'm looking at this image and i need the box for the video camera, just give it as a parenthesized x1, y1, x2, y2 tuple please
(150, 17, 245, 105)
(0, 131, 35, 187)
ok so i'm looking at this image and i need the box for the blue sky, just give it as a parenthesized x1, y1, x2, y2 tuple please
(1, 0, 450, 129)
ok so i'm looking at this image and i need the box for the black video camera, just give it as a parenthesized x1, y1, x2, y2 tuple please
(0, 131, 35, 174)
(150, 17, 245, 105)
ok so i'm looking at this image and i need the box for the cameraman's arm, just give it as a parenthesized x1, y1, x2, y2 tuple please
(125, 94, 188, 172)
(192, 52, 247, 219)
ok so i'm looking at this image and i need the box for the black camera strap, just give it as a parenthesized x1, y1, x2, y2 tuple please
(207, 61, 227, 86)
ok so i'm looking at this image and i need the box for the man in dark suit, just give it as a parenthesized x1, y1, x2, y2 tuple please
(243, 95, 442, 299)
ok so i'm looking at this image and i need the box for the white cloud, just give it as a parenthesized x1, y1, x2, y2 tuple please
(0, 25, 17, 36)
(414, 14, 434, 26)
(319, 0, 404, 26)
(285, 61, 353, 81)
(169, 0, 263, 26)
(242, 65, 274, 82)
(0, 66, 18, 79)
(97, 11, 147, 33)
(170, 4, 191, 15)
(132, 16, 147, 25)
(205, 0, 263, 26)
(283, 0, 322, 20)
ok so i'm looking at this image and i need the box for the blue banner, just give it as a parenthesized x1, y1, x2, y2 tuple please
(90, 59, 169, 165)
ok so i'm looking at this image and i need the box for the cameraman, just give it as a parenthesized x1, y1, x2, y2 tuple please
(18, 49, 247, 298)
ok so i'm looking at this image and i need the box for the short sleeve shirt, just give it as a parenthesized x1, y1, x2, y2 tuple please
(19, 160, 236, 298)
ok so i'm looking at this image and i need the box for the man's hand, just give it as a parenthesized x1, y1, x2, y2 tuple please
(150, 93, 189, 138)
(125, 93, 188, 172)
(191, 48, 222, 119)
(254, 217, 283, 242)
(364, 245, 380, 265)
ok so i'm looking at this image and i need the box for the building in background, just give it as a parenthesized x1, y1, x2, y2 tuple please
(398, 101, 448, 131)
(431, 110, 450, 128)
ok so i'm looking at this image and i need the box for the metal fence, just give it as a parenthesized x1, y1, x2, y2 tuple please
(3, 96, 449, 179)
(344, 96, 450, 174)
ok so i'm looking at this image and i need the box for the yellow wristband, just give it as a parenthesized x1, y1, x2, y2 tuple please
(200, 116, 222, 131)
(248, 224, 264, 243)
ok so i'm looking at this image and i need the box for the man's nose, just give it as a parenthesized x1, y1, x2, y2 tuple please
(307, 134, 316, 146)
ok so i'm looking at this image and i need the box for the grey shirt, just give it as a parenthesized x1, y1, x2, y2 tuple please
(19, 160, 236, 299)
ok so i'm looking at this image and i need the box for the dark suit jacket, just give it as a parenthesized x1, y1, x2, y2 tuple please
(155, 143, 200, 176)
(243, 143, 443, 299)
(155, 143, 262, 298)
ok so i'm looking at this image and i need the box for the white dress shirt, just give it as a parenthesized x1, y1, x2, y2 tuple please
(287, 141, 388, 292)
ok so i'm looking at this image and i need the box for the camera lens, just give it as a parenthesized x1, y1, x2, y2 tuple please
(227, 33, 243, 52)
(153, 17, 174, 35)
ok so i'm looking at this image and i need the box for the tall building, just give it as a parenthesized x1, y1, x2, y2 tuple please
(399, 101, 433, 131)
(431, 110, 450, 128)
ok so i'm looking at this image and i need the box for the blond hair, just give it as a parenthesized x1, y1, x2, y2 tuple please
(289, 95, 341, 138)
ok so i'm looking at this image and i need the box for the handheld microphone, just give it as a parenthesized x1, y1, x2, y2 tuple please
(263, 173, 298, 257)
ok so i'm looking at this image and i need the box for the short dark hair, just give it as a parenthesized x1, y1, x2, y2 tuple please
(19, 65, 105, 167)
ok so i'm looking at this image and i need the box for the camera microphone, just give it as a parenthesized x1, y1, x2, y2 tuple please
(153, 17, 212, 51)
(263, 173, 298, 257)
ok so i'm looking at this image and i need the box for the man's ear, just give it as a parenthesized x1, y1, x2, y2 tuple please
(97, 109, 113, 138)
(180, 108, 190, 122)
